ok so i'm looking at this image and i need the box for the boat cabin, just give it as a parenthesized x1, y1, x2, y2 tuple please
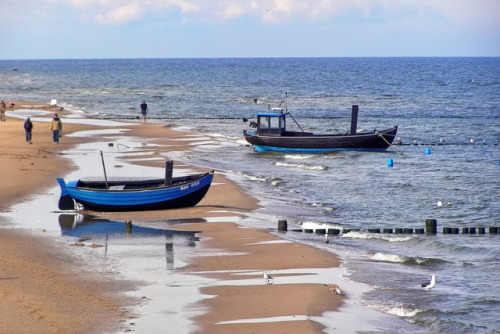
(254, 112, 287, 136)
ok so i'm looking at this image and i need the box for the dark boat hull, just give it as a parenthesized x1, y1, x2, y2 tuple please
(243, 126, 398, 153)
(57, 171, 214, 212)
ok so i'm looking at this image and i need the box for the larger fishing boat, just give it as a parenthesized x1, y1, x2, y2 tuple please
(243, 95, 398, 153)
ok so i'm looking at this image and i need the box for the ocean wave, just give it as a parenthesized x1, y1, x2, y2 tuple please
(238, 171, 284, 186)
(284, 154, 314, 160)
(384, 306, 421, 318)
(300, 221, 343, 231)
(274, 161, 327, 171)
(343, 231, 413, 242)
(366, 252, 446, 266)
(369, 252, 407, 263)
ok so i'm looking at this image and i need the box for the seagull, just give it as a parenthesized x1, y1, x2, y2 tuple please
(263, 272, 274, 284)
(470, 138, 475, 144)
(324, 283, 342, 295)
(437, 201, 443, 207)
(324, 233, 330, 244)
(421, 274, 436, 290)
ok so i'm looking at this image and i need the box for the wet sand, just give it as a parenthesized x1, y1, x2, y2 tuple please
(0, 102, 344, 333)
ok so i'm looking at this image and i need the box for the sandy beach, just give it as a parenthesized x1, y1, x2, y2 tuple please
(0, 102, 344, 333)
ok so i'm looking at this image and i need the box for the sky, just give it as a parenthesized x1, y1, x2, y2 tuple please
(2, 0, 500, 59)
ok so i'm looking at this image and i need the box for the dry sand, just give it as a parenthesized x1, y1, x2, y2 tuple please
(0, 102, 344, 333)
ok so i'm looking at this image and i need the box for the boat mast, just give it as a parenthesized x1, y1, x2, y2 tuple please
(100, 151, 109, 189)
(283, 92, 306, 133)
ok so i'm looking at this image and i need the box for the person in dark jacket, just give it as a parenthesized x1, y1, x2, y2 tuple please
(24, 117, 33, 143)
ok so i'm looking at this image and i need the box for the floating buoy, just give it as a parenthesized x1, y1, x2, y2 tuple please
(425, 148, 431, 155)
(387, 158, 394, 167)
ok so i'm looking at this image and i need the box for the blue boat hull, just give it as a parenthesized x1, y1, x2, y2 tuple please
(57, 171, 214, 211)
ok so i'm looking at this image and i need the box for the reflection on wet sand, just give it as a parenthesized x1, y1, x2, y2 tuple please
(58, 213, 201, 270)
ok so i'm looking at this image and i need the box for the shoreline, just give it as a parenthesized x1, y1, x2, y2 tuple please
(1, 102, 346, 333)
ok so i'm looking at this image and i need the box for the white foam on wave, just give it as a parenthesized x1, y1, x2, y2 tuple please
(275, 161, 327, 171)
(301, 221, 343, 231)
(383, 306, 421, 318)
(369, 252, 406, 263)
(343, 231, 413, 242)
(284, 154, 314, 160)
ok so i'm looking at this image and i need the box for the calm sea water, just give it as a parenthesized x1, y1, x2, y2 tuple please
(1, 58, 499, 333)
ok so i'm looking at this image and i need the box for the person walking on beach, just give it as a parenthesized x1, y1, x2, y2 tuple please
(50, 113, 62, 143)
(24, 117, 33, 144)
(140, 100, 148, 122)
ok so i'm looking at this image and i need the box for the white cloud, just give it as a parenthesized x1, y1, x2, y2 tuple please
(95, 3, 144, 24)
(28, 0, 500, 28)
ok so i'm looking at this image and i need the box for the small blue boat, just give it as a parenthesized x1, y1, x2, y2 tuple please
(57, 162, 214, 211)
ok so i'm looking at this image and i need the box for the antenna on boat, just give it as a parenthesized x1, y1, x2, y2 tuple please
(100, 151, 109, 188)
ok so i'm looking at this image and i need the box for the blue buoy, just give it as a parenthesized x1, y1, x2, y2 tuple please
(387, 158, 394, 167)
(425, 148, 431, 155)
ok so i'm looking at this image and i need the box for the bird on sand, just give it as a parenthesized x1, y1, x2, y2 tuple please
(324, 283, 342, 295)
(263, 272, 274, 284)
(421, 274, 436, 290)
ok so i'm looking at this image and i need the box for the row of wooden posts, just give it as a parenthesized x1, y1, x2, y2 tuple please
(277, 219, 499, 235)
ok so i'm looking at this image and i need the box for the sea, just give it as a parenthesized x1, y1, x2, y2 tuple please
(1, 57, 499, 333)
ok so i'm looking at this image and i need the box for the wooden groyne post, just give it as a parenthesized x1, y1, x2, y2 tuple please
(425, 219, 437, 235)
(278, 219, 288, 231)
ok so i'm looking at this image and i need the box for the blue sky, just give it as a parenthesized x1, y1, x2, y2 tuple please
(3, 0, 499, 59)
